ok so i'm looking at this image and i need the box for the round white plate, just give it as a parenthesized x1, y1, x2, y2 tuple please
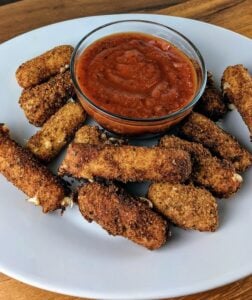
(0, 14, 251, 300)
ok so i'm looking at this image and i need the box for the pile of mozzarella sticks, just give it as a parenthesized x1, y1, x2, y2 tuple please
(0, 45, 251, 250)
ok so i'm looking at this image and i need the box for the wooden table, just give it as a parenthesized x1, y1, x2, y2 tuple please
(0, 1, 251, 299)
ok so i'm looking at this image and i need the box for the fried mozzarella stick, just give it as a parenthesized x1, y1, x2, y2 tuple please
(27, 102, 86, 162)
(148, 183, 218, 232)
(59, 144, 192, 183)
(0, 125, 70, 213)
(181, 112, 252, 172)
(160, 135, 242, 198)
(19, 70, 75, 126)
(78, 182, 169, 250)
(222, 64, 252, 138)
(194, 72, 228, 121)
(16, 45, 74, 88)
(74, 125, 126, 145)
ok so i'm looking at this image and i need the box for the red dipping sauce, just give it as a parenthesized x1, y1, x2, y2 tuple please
(76, 32, 197, 119)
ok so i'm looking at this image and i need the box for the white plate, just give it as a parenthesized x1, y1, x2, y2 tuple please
(0, 14, 252, 300)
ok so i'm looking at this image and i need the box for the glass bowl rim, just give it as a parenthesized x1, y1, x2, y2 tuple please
(70, 19, 207, 123)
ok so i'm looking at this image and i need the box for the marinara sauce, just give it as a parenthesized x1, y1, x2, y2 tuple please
(76, 32, 197, 119)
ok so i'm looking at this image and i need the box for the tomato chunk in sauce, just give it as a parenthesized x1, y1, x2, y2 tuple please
(76, 32, 197, 119)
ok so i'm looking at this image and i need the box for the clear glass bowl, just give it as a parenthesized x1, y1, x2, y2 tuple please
(71, 20, 207, 136)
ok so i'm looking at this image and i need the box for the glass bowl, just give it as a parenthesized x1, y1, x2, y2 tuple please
(71, 20, 207, 136)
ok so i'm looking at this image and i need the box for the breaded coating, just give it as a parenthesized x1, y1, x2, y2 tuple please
(78, 182, 169, 250)
(74, 125, 126, 145)
(59, 144, 192, 183)
(222, 64, 252, 139)
(16, 45, 74, 88)
(194, 72, 228, 121)
(160, 135, 242, 198)
(148, 182, 218, 232)
(27, 102, 86, 162)
(74, 125, 105, 144)
(181, 112, 252, 172)
(0, 125, 70, 213)
(19, 70, 75, 126)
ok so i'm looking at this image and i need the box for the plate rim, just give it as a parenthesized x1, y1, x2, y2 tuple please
(1, 262, 251, 299)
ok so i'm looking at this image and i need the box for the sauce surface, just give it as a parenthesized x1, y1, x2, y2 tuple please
(76, 33, 197, 119)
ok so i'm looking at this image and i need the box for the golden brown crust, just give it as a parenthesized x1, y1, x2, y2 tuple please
(19, 70, 75, 127)
(59, 144, 192, 183)
(181, 112, 252, 172)
(74, 125, 126, 145)
(27, 102, 86, 162)
(74, 126, 104, 144)
(78, 182, 168, 250)
(16, 45, 74, 88)
(0, 125, 69, 213)
(195, 72, 228, 121)
(148, 182, 218, 232)
(222, 64, 252, 138)
(159, 135, 242, 198)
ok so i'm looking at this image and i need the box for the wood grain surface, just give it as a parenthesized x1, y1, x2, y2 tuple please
(0, 0, 251, 299)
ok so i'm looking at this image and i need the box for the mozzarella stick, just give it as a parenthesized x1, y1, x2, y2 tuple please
(181, 112, 252, 172)
(27, 102, 86, 162)
(16, 45, 74, 88)
(74, 125, 126, 145)
(194, 72, 227, 121)
(19, 70, 75, 126)
(222, 64, 252, 139)
(0, 125, 71, 213)
(59, 144, 192, 183)
(78, 182, 169, 250)
(160, 135, 242, 198)
(148, 183, 218, 232)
